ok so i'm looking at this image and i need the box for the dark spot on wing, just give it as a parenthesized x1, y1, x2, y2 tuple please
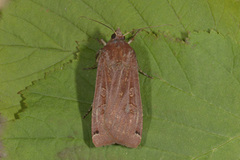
(135, 131, 140, 135)
(94, 130, 99, 135)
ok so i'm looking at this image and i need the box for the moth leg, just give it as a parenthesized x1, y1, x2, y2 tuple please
(83, 105, 92, 119)
(83, 65, 97, 70)
(83, 50, 102, 70)
(128, 29, 142, 44)
(138, 68, 153, 79)
(128, 29, 151, 44)
(75, 40, 81, 45)
(97, 38, 107, 46)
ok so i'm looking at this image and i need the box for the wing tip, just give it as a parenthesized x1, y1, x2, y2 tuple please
(92, 133, 142, 148)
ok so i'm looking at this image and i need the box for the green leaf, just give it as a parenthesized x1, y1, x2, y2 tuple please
(1, 0, 240, 120)
(3, 31, 240, 159)
(1, 0, 240, 159)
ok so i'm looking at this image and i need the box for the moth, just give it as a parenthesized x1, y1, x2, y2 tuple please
(81, 17, 154, 148)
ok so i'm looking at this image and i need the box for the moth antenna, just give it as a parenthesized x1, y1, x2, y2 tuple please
(123, 24, 173, 37)
(80, 16, 115, 32)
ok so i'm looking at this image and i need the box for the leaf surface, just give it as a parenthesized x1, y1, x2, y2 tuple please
(0, 0, 240, 159)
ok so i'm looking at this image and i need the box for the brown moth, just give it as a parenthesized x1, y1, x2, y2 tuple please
(91, 27, 143, 148)
(81, 17, 155, 148)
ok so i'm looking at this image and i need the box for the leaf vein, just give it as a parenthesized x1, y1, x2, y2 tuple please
(7, 14, 65, 50)
(0, 53, 73, 83)
(206, 0, 217, 28)
(166, 0, 187, 31)
(192, 135, 240, 159)
(29, 92, 91, 105)
(163, 36, 193, 93)
(149, 115, 230, 138)
(29, 0, 93, 38)
(158, 77, 240, 121)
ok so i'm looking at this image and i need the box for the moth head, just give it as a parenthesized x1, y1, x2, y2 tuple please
(111, 28, 125, 40)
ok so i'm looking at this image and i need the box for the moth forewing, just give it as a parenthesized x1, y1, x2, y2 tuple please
(91, 28, 143, 148)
